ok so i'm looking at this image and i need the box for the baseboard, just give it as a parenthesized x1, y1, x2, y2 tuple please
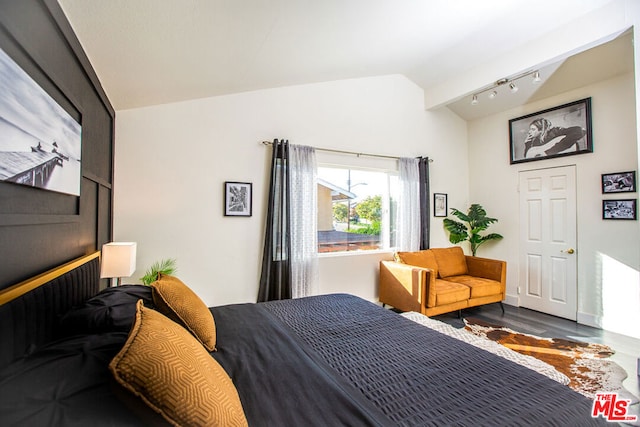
(504, 300, 605, 330)
(577, 311, 602, 329)
(504, 294, 519, 307)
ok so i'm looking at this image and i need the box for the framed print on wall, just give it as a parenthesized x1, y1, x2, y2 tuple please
(602, 199, 636, 220)
(224, 181, 252, 216)
(509, 98, 592, 164)
(601, 171, 636, 193)
(0, 46, 82, 196)
(433, 193, 447, 217)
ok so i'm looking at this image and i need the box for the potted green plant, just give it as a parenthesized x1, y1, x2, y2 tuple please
(443, 204, 503, 256)
(140, 258, 177, 285)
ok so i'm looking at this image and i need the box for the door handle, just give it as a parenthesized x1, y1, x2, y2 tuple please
(562, 248, 575, 254)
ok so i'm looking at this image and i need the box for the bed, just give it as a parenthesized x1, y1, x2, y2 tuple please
(0, 252, 608, 426)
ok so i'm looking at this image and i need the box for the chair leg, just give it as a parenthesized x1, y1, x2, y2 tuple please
(499, 302, 505, 314)
(457, 309, 462, 319)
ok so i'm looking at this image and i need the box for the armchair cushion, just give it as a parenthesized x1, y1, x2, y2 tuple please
(443, 275, 502, 298)
(433, 280, 470, 306)
(431, 247, 468, 278)
(395, 250, 438, 277)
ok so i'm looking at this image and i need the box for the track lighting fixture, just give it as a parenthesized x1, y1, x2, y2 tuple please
(469, 69, 542, 105)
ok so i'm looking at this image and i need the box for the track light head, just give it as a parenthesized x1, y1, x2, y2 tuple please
(488, 90, 497, 99)
(532, 71, 541, 84)
(471, 95, 479, 105)
(509, 82, 518, 93)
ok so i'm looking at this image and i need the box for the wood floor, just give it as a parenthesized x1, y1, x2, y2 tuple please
(432, 302, 640, 400)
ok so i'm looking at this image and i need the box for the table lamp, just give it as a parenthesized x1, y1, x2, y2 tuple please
(100, 242, 137, 286)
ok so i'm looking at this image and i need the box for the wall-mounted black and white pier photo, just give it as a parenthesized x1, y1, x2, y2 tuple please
(224, 181, 252, 216)
(602, 199, 636, 220)
(601, 171, 636, 193)
(509, 98, 592, 164)
(0, 47, 82, 196)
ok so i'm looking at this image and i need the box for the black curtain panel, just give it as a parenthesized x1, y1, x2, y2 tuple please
(418, 157, 430, 250)
(257, 139, 292, 302)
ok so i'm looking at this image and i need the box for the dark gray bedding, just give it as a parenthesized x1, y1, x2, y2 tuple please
(0, 331, 142, 426)
(0, 286, 608, 426)
(211, 302, 393, 427)
(260, 293, 608, 426)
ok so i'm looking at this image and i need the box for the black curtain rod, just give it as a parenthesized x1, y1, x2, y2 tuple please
(261, 140, 433, 162)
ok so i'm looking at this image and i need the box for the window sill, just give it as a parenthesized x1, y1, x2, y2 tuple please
(318, 249, 395, 259)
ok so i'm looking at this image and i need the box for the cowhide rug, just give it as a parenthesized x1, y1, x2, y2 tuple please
(464, 317, 637, 403)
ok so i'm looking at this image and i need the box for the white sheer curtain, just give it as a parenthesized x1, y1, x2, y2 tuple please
(289, 144, 318, 298)
(396, 157, 421, 251)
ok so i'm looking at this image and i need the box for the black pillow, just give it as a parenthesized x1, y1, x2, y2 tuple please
(58, 285, 154, 335)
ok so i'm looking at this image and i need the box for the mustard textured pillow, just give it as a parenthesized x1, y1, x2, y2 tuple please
(395, 250, 439, 276)
(431, 246, 468, 278)
(151, 274, 216, 351)
(109, 301, 248, 427)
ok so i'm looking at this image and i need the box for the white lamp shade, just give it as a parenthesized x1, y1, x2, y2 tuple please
(100, 242, 137, 279)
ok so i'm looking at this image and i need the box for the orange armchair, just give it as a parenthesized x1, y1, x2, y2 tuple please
(379, 246, 506, 317)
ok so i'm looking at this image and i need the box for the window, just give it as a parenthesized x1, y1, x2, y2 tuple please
(317, 166, 398, 253)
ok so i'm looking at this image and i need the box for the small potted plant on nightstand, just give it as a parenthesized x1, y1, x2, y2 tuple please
(140, 258, 177, 285)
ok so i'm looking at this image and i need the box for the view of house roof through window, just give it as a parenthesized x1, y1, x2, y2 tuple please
(317, 166, 398, 253)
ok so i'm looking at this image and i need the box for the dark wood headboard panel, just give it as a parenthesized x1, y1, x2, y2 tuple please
(0, 252, 101, 367)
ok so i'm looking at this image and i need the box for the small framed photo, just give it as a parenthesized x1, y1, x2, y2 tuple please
(433, 193, 448, 217)
(224, 182, 252, 217)
(509, 98, 592, 164)
(601, 171, 636, 193)
(602, 199, 636, 220)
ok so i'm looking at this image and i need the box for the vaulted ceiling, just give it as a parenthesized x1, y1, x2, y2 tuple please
(58, 0, 630, 119)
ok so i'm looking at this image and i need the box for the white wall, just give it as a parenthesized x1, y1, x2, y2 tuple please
(467, 72, 639, 337)
(114, 74, 468, 306)
(425, 107, 470, 248)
